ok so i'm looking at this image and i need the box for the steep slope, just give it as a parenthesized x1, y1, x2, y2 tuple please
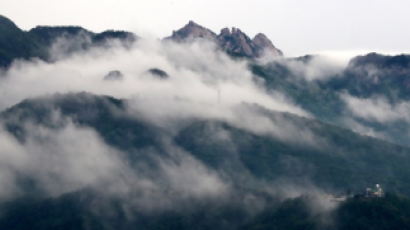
(252, 53, 410, 147)
(3, 92, 410, 194)
(251, 61, 344, 123)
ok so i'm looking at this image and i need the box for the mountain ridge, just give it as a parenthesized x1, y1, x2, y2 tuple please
(0, 15, 137, 67)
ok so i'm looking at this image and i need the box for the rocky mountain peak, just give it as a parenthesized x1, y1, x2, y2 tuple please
(168, 20, 217, 42)
(217, 27, 255, 57)
(220, 27, 230, 36)
(216, 27, 283, 58)
(219, 27, 248, 38)
(168, 21, 283, 58)
(252, 33, 283, 56)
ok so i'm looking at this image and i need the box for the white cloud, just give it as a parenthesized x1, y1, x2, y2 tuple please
(276, 55, 346, 81)
(0, 120, 128, 198)
(0, 36, 340, 216)
(342, 94, 410, 123)
(0, 37, 313, 143)
(0, 118, 232, 209)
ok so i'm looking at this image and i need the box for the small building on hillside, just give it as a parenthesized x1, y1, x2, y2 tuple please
(365, 184, 384, 198)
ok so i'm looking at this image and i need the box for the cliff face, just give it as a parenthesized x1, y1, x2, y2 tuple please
(168, 21, 283, 58)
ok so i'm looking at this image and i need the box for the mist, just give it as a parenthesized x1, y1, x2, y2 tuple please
(0, 35, 342, 220)
(0, 109, 336, 217)
(342, 94, 410, 123)
(0, 35, 327, 147)
(281, 55, 347, 81)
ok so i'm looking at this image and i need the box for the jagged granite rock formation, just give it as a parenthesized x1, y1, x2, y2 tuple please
(252, 32, 283, 57)
(0, 15, 281, 68)
(217, 27, 283, 58)
(168, 20, 217, 42)
(167, 21, 283, 58)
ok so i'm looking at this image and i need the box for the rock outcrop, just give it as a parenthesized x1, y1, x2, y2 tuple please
(168, 20, 217, 42)
(168, 21, 283, 58)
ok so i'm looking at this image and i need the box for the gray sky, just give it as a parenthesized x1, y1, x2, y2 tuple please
(1, 0, 409, 56)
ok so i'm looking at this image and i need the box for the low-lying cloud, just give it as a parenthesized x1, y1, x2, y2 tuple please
(0, 118, 230, 209)
(0, 35, 342, 220)
(0, 36, 318, 145)
(0, 114, 336, 216)
(263, 54, 347, 81)
(342, 94, 410, 123)
(0, 120, 127, 199)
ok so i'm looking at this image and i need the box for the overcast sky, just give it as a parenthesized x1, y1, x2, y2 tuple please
(1, 0, 409, 56)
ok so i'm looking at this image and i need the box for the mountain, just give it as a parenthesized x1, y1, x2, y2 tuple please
(3, 14, 410, 229)
(29, 26, 137, 48)
(242, 193, 410, 230)
(0, 15, 137, 67)
(0, 16, 282, 68)
(168, 21, 283, 58)
(250, 60, 344, 123)
(250, 52, 410, 148)
(349, 52, 410, 69)
(4, 92, 410, 195)
(2, 92, 410, 229)
(168, 20, 217, 42)
(217, 27, 283, 58)
(0, 15, 46, 67)
(326, 52, 410, 100)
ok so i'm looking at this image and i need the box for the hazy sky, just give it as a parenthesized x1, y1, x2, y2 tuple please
(1, 0, 409, 56)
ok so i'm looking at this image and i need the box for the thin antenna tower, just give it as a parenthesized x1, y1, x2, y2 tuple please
(217, 85, 221, 104)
